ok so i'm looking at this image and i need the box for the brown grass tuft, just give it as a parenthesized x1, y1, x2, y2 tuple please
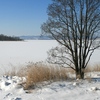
(4, 66, 27, 77)
(85, 64, 100, 73)
(24, 63, 69, 89)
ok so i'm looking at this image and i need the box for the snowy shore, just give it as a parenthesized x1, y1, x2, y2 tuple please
(0, 74, 100, 100)
(0, 40, 100, 100)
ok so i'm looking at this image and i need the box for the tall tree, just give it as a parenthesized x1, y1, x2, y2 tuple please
(41, 0, 100, 79)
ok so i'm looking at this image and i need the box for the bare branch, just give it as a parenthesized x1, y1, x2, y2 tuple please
(41, 0, 100, 79)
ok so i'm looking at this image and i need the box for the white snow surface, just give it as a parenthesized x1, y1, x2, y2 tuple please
(0, 75, 100, 100)
(0, 40, 58, 66)
(0, 40, 58, 75)
(0, 40, 100, 100)
(0, 40, 99, 69)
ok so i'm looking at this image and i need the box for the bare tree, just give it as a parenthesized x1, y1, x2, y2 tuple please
(41, 0, 100, 79)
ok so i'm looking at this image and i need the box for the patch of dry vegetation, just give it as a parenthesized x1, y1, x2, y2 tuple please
(24, 62, 69, 89)
(4, 62, 73, 89)
(85, 64, 100, 72)
(4, 66, 26, 77)
(4, 62, 100, 90)
(84, 64, 100, 81)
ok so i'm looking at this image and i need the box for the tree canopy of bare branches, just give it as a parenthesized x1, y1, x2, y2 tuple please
(41, 0, 100, 79)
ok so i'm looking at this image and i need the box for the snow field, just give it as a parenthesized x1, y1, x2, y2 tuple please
(0, 40, 99, 75)
(0, 75, 100, 100)
(0, 40, 100, 100)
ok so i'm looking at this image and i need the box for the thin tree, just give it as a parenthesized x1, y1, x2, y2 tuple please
(41, 0, 100, 79)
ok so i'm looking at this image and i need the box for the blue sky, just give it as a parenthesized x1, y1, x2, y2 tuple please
(0, 0, 51, 36)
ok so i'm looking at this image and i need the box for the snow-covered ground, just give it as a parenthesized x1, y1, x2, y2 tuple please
(0, 40, 100, 100)
(0, 74, 100, 100)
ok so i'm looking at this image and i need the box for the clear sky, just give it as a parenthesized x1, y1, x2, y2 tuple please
(0, 0, 51, 36)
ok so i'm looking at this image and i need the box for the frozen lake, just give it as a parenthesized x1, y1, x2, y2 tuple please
(0, 40, 100, 73)
(0, 40, 58, 67)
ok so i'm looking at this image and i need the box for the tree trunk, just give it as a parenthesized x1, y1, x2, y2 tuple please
(76, 68, 84, 79)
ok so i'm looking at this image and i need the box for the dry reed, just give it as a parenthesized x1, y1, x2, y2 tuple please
(4, 62, 100, 90)
(85, 64, 100, 72)
(24, 62, 68, 89)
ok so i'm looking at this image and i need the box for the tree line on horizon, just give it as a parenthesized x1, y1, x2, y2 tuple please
(0, 34, 23, 41)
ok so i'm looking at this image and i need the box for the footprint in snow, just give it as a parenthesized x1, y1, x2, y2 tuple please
(3, 93, 12, 99)
(11, 97, 22, 100)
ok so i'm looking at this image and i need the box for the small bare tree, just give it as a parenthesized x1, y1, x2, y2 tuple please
(41, 0, 100, 79)
(47, 45, 75, 69)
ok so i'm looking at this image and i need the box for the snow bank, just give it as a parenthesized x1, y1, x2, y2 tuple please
(0, 76, 26, 100)
(0, 76, 26, 91)
(0, 74, 100, 100)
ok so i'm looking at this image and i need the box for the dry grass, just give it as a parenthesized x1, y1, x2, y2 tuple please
(4, 62, 100, 90)
(24, 63, 100, 89)
(24, 63, 69, 89)
(84, 64, 100, 81)
(4, 66, 26, 77)
(4, 62, 74, 90)
(85, 64, 100, 72)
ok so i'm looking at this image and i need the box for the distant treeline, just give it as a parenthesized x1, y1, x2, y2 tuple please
(0, 34, 23, 41)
